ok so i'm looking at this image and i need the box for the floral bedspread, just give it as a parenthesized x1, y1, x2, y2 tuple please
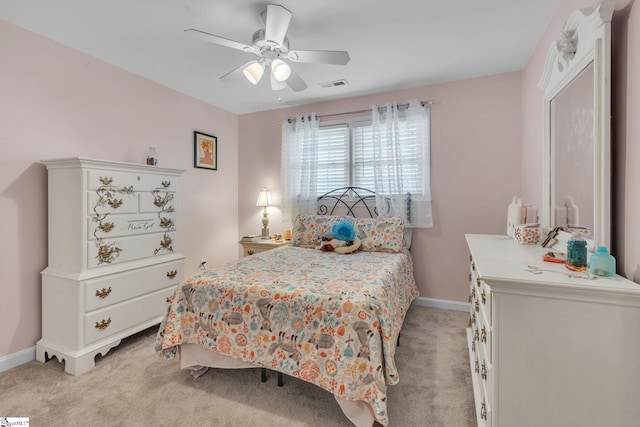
(155, 246, 418, 426)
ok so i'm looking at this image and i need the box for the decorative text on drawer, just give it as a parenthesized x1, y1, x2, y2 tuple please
(88, 212, 177, 240)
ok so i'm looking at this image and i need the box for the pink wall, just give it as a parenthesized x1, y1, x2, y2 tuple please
(238, 72, 523, 302)
(0, 22, 239, 358)
(522, 0, 640, 280)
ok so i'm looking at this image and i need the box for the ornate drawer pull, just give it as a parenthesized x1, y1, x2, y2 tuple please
(481, 327, 487, 343)
(475, 301, 479, 312)
(247, 250, 255, 255)
(107, 199, 124, 209)
(95, 318, 111, 330)
(471, 341, 476, 352)
(474, 359, 479, 373)
(476, 279, 481, 288)
(474, 329, 479, 342)
(471, 262, 476, 271)
(161, 180, 171, 188)
(166, 297, 172, 304)
(95, 287, 112, 299)
(468, 273, 472, 282)
(481, 290, 487, 304)
(97, 222, 114, 233)
(481, 402, 487, 420)
(481, 362, 487, 380)
(469, 255, 473, 262)
(468, 293, 473, 303)
(166, 270, 178, 279)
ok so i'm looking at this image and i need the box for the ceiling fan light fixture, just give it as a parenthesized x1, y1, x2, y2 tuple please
(243, 61, 265, 84)
(271, 59, 291, 82)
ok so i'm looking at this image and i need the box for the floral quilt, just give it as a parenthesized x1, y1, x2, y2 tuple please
(155, 246, 418, 426)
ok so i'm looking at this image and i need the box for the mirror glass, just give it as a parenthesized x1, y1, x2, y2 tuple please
(539, 1, 614, 249)
(551, 63, 594, 236)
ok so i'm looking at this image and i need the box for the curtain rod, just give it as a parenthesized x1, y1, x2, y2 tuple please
(286, 99, 436, 123)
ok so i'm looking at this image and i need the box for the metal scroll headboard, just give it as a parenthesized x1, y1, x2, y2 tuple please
(315, 187, 411, 221)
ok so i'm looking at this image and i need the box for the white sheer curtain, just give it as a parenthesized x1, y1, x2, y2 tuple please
(371, 100, 432, 228)
(281, 113, 321, 223)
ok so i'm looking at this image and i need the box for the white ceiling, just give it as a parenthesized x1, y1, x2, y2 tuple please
(1, 0, 561, 115)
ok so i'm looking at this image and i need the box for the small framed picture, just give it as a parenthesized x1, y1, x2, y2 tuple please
(194, 131, 217, 170)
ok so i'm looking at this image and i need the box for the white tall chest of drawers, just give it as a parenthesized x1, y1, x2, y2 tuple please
(466, 234, 640, 427)
(36, 158, 185, 375)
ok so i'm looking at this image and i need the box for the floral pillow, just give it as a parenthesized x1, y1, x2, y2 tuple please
(354, 217, 405, 253)
(291, 214, 355, 247)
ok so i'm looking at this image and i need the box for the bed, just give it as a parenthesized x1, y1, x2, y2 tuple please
(155, 188, 419, 426)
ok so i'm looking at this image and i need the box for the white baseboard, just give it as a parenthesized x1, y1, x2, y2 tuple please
(0, 346, 36, 373)
(413, 296, 470, 312)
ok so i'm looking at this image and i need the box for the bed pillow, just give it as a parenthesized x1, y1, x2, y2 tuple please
(354, 217, 405, 253)
(291, 214, 355, 247)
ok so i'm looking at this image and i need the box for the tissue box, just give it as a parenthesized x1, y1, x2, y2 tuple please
(514, 223, 540, 245)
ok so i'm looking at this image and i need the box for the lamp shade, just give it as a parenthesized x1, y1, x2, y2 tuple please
(271, 59, 291, 82)
(256, 188, 271, 207)
(243, 61, 265, 85)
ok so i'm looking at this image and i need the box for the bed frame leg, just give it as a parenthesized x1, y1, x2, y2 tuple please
(278, 372, 284, 387)
(261, 367, 267, 383)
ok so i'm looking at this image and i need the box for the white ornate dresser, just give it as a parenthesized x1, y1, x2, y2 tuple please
(36, 158, 185, 375)
(466, 234, 640, 427)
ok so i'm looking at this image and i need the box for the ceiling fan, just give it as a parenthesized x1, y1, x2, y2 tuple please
(185, 4, 350, 92)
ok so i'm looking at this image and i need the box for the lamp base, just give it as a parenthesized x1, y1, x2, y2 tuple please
(261, 210, 269, 239)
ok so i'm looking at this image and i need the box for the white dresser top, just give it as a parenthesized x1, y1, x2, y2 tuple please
(466, 234, 640, 299)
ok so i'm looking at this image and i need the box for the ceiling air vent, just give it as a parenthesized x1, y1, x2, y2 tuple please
(319, 79, 348, 88)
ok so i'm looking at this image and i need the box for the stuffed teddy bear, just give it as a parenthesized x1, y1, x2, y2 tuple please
(316, 220, 361, 254)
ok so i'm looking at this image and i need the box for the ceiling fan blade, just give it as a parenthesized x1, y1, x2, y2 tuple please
(270, 71, 288, 91)
(286, 50, 350, 65)
(185, 29, 259, 55)
(220, 60, 256, 82)
(264, 4, 292, 48)
(285, 68, 308, 92)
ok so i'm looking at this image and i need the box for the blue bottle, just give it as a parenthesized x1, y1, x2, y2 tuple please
(589, 246, 616, 277)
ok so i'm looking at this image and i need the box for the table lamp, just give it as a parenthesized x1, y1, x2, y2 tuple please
(256, 188, 272, 239)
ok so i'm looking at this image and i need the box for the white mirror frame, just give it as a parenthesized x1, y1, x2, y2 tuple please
(538, 0, 614, 250)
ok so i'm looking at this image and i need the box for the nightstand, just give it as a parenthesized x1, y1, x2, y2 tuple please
(239, 238, 290, 257)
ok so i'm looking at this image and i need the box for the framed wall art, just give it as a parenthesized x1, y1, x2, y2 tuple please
(194, 131, 217, 170)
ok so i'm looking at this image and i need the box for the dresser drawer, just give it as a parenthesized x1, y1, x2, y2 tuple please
(85, 259, 183, 311)
(479, 308, 492, 363)
(88, 191, 139, 215)
(479, 337, 493, 403)
(87, 232, 178, 268)
(88, 170, 179, 192)
(88, 212, 177, 240)
(139, 192, 178, 214)
(243, 246, 271, 256)
(479, 377, 493, 427)
(479, 280, 492, 324)
(84, 286, 174, 345)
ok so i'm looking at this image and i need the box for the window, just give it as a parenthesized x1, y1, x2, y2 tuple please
(281, 100, 432, 227)
(313, 118, 426, 196)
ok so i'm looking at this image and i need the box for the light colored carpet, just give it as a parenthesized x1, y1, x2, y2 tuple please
(0, 306, 476, 426)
